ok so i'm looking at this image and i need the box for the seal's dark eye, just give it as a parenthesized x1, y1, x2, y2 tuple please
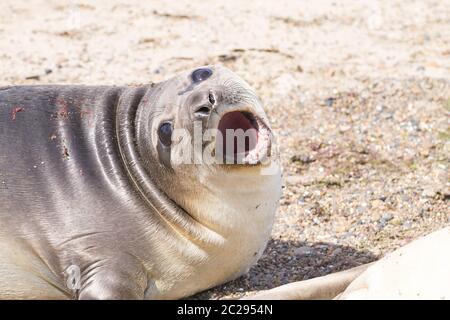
(158, 122, 172, 146)
(192, 68, 212, 83)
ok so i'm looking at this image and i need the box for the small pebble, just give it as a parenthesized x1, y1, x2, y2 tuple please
(324, 97, 335, 107)
(421, 188, 436, 198)
(403, 221, 413, 230)
(378, 213, 394, 228)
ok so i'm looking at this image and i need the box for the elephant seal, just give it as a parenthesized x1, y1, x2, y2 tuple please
(248, 227, 450, 300)
(0, 65, 282, 299)
(338, 227, 450, 299)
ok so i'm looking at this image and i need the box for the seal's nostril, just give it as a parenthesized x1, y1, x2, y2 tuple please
(194, 105, 211, 117)
(208, 91, 216, 105)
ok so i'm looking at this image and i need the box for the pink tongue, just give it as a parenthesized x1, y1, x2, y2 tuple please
(217, 112, 258, 158)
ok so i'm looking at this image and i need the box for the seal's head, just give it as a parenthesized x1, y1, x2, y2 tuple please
(134, 64, 281, 229)
(137, 65, 276, 169)
(134, 64, 282, 221)
(120, 65, 282, 297)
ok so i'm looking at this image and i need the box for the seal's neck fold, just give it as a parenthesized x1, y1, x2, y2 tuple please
(115, 86, 224, 247)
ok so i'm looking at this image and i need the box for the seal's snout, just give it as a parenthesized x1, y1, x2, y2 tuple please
(192, 90, 217, 118)
(188, 90, 217, 119)
(180, 65, 275, 165)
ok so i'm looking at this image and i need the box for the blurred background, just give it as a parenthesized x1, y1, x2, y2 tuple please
(1, 0, 449, 299)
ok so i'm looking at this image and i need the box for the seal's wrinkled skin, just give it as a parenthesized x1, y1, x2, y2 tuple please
(0, 65, 282, 299)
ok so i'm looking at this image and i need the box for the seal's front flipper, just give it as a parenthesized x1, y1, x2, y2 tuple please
(77, 259, 148, 300)
(243, 262, 374, 300)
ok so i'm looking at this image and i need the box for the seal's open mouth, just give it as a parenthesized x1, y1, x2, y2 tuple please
(216, 111, 271, 165)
